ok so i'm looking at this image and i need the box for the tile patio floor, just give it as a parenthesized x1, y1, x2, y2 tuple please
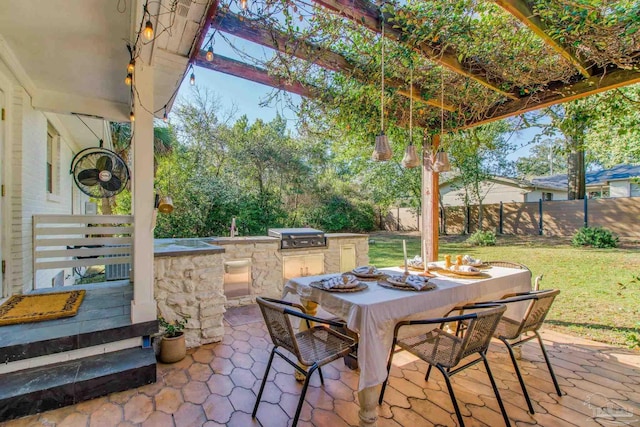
(2, 306, 639, 427)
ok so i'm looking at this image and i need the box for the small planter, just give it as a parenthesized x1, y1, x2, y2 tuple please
(159, 332, 186, 363)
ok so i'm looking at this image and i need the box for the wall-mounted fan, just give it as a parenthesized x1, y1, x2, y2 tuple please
(71, 147, 130, 198)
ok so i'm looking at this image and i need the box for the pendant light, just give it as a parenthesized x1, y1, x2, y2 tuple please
(372, 20, 392, 161)
(402, 67, 420, 168)
(432, 68, 451, 173)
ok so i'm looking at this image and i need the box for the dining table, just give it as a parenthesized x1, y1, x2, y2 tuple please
(283, 264, 532, 427)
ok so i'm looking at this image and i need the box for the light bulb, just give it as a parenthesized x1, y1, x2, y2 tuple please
(129, 111, 135, 122)
(240, 0, 248, 10)
(143, 20, 154, 41)
(190, 72, 195, 86)
(125, 73, 132, 86)
(163, 109, 168, 122)
(127, 60, 135, 74)
(206, 46, 214, 62)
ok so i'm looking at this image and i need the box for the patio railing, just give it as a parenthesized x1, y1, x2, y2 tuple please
(32, 214, 133, 288)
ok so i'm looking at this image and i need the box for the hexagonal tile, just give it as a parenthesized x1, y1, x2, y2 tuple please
(229, 386, 257, 413)
(155, 387, 184, 414)
(203, 394, 234, 424)
(163, 369, 189, 387)
(173, 402, 207, 427)
(192, 347, 215, 364)
(123, 394, 153, 423)
(89, 402, 124, 427)
(188, 362, 214, 381)
(230, 352, 254, 369)
(230, 367, 257, 389)
(141, 411, 175, 427)
(210, 356, 235, 375)
(213, 344, 235, 359)
(56, 412, 89, 427)
(207, 373, 235, 396)
(182, 381, 211, 405)
(231, 340, 253, 354)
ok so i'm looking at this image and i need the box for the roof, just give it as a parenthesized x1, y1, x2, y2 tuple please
(440, 175, 561, 192)
(531, 164, 640, 189)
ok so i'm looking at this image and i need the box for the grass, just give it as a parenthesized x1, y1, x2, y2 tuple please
(368, 232, 640, 349)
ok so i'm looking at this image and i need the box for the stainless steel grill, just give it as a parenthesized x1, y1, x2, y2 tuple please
(268, 228, 326, 250)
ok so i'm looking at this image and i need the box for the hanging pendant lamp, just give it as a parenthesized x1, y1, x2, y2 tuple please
(402, 67, 420, 168)
(372, 20, 392, 161)
(432, 68, 451, 173)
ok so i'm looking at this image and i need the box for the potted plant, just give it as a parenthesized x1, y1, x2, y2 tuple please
(158, 315, 189, 363)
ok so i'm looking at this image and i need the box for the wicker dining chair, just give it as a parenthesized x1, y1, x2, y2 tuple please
(487, 289, 563, 414)
(485, 261, 542, 290)
(253, 297, 357, 427)
(379, 303, 510, 427)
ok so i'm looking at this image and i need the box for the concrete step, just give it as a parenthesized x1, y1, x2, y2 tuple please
(0, 347, 156, 422)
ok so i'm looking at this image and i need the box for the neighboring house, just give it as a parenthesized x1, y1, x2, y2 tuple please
(440, 176, 565, 207)
(440, 164, 640, 207)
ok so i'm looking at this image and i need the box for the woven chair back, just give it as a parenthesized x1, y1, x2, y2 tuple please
(459, 305, 507, 361)
(256, 297, 301, 361)
(521, 289, 560, 334)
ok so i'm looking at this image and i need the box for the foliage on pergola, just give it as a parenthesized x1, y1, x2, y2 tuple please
(194, 0, 640, 139)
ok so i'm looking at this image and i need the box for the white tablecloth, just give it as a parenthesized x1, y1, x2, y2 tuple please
(283, 266, 531, 391)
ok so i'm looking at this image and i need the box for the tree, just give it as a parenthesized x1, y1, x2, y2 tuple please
(516, 138, 568, 177)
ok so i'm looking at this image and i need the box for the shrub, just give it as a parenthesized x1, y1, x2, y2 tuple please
(571, 226, 618, 248)
(158, 315, 190, 338)
(466, 230, 496, 246)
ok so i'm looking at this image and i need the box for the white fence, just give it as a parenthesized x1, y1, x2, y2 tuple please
(32, 214, 133, 289)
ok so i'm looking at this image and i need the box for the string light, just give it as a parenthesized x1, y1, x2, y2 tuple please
(240, 0, 248, 11)
(206, 45, 214, 62)
(143, 20, 154, 40)
(190, 72, 196, 86)
(129, 111, 135, 122)
(163, 106, 168, 122)
(127, 60, 135, 74)
(125, 73, 132, 86)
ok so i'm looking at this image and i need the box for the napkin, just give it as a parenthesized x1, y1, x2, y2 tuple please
(353, 266, 378, 275)
(408, 255, 424, 268)
(319, 275, 359, 290)
(388, 274, 431, 290)
(462, 255, 482, 266)
(449, 265, 480, 273)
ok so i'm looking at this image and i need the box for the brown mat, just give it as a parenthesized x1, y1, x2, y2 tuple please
(0, 290, 85, 326)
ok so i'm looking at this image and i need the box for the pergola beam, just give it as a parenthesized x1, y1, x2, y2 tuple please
(212, 11, 455, 112)
(311, 0, 519, 100)
(462, 68, 640, 129)
(494, 0, 592, 78)
(194, 52, 314, 98)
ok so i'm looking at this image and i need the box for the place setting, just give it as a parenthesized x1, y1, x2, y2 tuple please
(434, 255, 492, 279)
(378, 273, 435, 291)
(309, 274, 368, 293)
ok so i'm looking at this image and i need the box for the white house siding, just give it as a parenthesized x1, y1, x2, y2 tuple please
(0, 62, 84, 295)
(609, 180, 631, 198)
(525, 189, 567, 202)
(631, 183, 640, 197)
(441, 181, 527, 207)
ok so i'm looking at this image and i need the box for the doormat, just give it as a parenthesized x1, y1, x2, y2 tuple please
(0, 290, 86, 326)
(223, 305, 263, 326)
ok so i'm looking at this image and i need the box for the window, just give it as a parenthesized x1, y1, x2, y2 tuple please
(46, 132, 53, 193)
(46, 123, 59, 197)
(542, 192, 553, 201)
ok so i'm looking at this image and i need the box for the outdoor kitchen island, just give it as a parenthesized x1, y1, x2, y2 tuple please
(153, 232, 369, 348)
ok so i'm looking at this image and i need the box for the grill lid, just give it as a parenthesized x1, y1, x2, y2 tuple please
(268, 228, 324, 238)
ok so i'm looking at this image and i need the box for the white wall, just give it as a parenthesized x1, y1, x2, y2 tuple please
(525, 189, 567, 202)
(631, 183, 640, 197)
(609, 180, 631, 198)
(0, 60, 85, 295)
(441, 181, 528, 207)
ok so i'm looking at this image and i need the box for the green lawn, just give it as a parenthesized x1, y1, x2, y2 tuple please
(368, 233, 640, 348)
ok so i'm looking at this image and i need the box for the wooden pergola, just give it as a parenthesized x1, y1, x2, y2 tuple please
(189, 0, 640, 261)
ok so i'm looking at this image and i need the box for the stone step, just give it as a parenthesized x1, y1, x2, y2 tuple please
(0, 347, 156, 422)
(0, 283, 157, 364)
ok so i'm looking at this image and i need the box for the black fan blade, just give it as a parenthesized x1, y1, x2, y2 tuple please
(96, 155, 113, 172)
(77, 169, 100, 186)
(100, 175, 122, 192)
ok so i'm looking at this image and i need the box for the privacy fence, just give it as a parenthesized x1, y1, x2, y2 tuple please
(384, 197, 640, 238)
